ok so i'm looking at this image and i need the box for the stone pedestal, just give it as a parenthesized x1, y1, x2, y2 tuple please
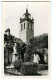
(12, 54, 18, 63)
(12, 43, 18, 63)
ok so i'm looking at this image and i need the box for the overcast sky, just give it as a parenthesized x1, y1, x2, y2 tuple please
(2, 2, 50, 38)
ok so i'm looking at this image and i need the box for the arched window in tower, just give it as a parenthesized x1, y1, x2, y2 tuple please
(21, 24, 22, 31)
(31, 24, 32, 30)
(28, 23, 29, 29)
(24, 23, 25, 29)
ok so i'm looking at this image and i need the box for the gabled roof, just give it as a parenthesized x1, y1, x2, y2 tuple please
(13, 37, 23, 45)
(4, 33, 24, 46)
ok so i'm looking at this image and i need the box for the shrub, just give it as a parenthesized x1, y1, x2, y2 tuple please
(24, 44, 33, 62)
(37, 64, 48, 71)
(20, 62, 38, 75)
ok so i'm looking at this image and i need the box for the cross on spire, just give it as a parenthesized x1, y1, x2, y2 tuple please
(26, 4, 28, 10)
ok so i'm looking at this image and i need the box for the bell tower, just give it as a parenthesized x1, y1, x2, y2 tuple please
(19, 7, 34, 43)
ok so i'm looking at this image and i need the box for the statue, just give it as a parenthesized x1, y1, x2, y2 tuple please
(12, 43, 18, 62)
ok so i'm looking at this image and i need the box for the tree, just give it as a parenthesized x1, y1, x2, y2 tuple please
(16, 42, 26, 62)
(24, 33, 48, 62)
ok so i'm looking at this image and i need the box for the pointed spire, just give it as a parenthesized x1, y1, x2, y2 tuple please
(26, 4, 28, 10)
(26, 4, 28, 13)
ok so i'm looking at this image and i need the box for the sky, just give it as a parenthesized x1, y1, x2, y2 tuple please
(2, 2, 50, 38)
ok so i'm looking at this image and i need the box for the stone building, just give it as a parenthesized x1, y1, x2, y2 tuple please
(4, 28, 14, 65)
(19, 8, 34, 43)
(4, 28, 24, 65)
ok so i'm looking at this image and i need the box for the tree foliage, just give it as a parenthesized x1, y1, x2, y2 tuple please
(24, 33, 48, 62)
(30, 33, 48, 49)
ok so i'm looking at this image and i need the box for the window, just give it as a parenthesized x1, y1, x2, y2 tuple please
(28, 23, 29, 29)
(24, 23, 25, 29)
(31, 24, 32, 30)
(21, 24, 22, 30)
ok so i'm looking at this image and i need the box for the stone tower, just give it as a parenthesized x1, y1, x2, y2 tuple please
(19, 8, 34, 43)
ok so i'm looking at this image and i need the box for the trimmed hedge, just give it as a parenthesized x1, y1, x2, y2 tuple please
(20, 62, 38, 75)
(37, 64, 48, 71)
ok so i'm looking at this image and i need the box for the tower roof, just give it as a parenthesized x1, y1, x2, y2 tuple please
(23, 8, 31, 16)
(20, 6, 34, 23)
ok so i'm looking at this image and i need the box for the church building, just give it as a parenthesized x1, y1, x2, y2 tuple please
(19, 8, 34, 43)
(4, 6, 48, 67)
